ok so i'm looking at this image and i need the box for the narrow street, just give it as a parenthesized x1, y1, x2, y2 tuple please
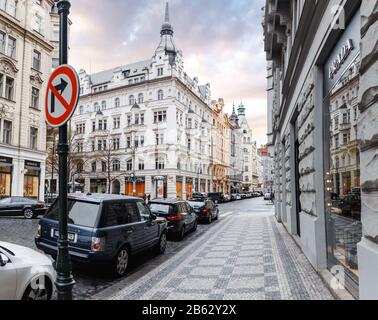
(0, 197, 333, 300)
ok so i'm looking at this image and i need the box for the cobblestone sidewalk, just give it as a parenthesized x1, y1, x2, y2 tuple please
(108, 212, 335, 300)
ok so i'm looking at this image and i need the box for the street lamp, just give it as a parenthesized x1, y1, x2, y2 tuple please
(127, 102, 140, 196)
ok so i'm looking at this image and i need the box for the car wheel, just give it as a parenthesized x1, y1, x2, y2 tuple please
(155, 232, 167, 254)
(177, 226, 185, 240)
(23, 208, 35, 219)
(113, 247, 129, 277)
(22, 277, 52, 300)
(192, 220, 198, 232)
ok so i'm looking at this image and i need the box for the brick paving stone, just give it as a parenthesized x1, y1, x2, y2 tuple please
(108, 211, 335, 300)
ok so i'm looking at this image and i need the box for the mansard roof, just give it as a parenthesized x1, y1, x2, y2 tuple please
(89, 59, 151, 86)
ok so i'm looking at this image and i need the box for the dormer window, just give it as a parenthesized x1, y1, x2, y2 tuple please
(123, 70, 130, 79)
(157, 68, 163, 76)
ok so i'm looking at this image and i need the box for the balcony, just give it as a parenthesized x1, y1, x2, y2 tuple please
(339, 122, 351, 131)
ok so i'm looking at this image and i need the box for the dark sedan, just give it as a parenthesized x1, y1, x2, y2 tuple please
(0, 197, 46, 219)
(149, 199, 197, 240)
(187, 199, 219, 224)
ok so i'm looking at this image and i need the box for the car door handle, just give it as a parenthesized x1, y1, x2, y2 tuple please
(126, 230, 133, 234)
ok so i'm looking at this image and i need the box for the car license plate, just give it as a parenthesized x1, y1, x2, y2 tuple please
(53, 229, 77, 242)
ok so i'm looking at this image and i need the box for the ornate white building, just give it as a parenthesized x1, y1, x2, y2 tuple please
(69, 3, 213, 200)
(0, 0, 57, 201)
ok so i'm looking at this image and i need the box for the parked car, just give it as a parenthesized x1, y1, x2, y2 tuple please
(0, 241, 55, 300)
(235, 194, 242, 200)
(223, 193, 231, 202)
(208, 192, 228, 203)
(264, 193, 272, 201)
(149, 199, 197, 240)
(230, 194, 238, 201)
(191, 192, 208, 201)
(35, 193, 168, 277)
(187, 199, 219, 224)
(0, 197, 46, 219)
(241, 193, 247, 199)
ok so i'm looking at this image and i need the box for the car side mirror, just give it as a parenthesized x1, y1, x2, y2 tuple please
(150, 213, 157, 221)
(0, 253, 9, 267)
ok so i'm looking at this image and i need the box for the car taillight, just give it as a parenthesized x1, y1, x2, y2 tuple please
(167, 214, 183, 221)
(202, 208, 209, 215)
(91, 237, 106, 252)
(37, 202, 45, 208)
(36, 225, 41, 238)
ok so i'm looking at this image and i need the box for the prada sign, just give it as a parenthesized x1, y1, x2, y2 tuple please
(324, 10, 360, 94)
(328, 39, 354, 79)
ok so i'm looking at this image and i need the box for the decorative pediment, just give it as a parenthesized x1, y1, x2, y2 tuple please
(0, 101, 15, 118)
(0, 57, 19, 77)
(30, 72, 44, 87)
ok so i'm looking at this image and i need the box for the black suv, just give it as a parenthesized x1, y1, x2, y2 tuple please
(149, 199, 197, 240)
(208, 192, 228, 203)
(35, 193, 168, 277)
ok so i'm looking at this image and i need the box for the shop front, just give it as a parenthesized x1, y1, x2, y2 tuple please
(0, 157, 12, 199)
(90, 179, 107, 193)
(153, 176, 167, 199)
(176, 176, 183, 200)
(200, 179, 206, 193)
(125, 176, 145, 198)
(186, 177, 193, 200)
(23, 160, 41, 199)
(323, 9, 362, 297)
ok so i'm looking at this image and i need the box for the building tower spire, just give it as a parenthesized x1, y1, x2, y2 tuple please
(157, 1, 176, 65)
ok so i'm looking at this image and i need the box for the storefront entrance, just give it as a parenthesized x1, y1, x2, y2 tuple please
(185, 178, 193, 200)
(176, 177, 183, 200)
(125, 177, 145, 198)
(90, 179, 107, 193)
(23, 161, 40, 199)
(323, 10, 362, 297)
(0, 157, 12, 199)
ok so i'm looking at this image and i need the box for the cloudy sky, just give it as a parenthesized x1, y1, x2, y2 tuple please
(69, 0, 267, 145)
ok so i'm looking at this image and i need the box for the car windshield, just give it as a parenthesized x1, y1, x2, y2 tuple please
(46, 199, 100, 228)
(0, 198, 11, 204)
(150, 203, 171, 215)
(189, 199, 204, 203)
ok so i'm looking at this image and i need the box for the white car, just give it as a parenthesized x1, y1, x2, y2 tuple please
(0, 241, 55, 300)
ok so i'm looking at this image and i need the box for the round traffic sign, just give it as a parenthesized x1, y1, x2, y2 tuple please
(45, 64, 80, 128)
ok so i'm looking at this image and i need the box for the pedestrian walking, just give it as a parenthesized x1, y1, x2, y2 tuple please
(143, 193, 147, 203)
(147, 194, 151, 204)
(271, 191, 275, 205)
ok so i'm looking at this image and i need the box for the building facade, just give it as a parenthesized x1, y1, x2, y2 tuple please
(0, 0, 56, 201)
(264, 0, 378, 299)
(68, 3, 214, 200)
(228, 107, 243, 193)
(258, 146, 274, 193)
(211, 98, 231, 193)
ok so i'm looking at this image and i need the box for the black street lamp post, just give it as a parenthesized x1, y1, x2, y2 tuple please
(55, 0, 75, 300)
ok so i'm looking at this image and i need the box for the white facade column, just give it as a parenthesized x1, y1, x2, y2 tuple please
(39, 162, 46, 201)
(145, 176, 152, 197)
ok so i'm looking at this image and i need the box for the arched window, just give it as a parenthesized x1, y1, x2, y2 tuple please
(138, 93, 144, 104)
(155, 157, 165, 170)
(115, 97, 120, 108)
(112, 160, 120, 172)
(94, 102, 99, 112)
(177, 160, 181, 170)
(129, 95, 135, 105)
(157, 90, 164, 101)
(101, 101, 106, 110)
(91, 162, 97, 172)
